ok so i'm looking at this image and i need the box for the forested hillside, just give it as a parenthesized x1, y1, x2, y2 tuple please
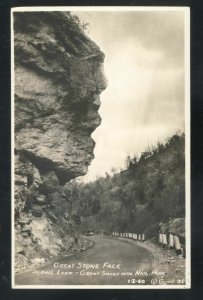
(71, 133, 185, 238)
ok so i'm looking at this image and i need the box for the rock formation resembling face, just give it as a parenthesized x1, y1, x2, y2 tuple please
(14, 11, 107, 184)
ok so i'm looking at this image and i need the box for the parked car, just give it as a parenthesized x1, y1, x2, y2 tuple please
(85, 229, 94, 236)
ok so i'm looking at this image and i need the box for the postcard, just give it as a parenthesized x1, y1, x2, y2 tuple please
(11, 6, 190, 289)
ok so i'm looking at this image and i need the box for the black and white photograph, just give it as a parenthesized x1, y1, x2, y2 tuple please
(11, 7, 190, 288)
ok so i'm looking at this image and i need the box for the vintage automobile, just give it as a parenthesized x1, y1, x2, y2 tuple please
(85, 229, 94, 236)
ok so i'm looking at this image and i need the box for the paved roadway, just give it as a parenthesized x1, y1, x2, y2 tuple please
(15, 235, 154, 286)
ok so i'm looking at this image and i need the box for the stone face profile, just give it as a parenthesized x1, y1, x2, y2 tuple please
(14, 11, 107, 185)
(13, 11, 107, 268)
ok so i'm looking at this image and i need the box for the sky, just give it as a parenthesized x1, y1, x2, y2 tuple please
(74, 10, 187, 182)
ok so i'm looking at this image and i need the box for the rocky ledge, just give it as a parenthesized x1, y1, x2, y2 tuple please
(14, 11, 107, 272)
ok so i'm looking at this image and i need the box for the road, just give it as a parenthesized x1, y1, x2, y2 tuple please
(15, 235, 154, 286)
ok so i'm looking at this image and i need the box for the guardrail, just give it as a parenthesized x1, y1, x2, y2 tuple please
(112, 231, 185, 257)
(112, 232, 145, 241)
(158, 232, 184, 256)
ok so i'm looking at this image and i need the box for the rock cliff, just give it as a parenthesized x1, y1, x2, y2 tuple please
(14, 11, 107, 272)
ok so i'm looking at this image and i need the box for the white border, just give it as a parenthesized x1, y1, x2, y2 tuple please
(184, 7, 191, 289)
(11, 7, 15, 291)
(11, 6, 191, 289)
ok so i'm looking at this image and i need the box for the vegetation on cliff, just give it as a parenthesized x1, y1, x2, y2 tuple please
(71, 132, 185, 238)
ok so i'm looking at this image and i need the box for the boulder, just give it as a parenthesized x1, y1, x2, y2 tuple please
(21, 224, 32, 233)
(32, 205, 43, 217)
(22, 232, 29, 237)
(18, 218, 31, 225)
(40, 171, 59, 193)
(35, 194, 47, 205)
(16, 247, 25, 255)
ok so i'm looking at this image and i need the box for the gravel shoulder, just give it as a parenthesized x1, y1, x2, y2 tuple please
(117, 237, 185, 285)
